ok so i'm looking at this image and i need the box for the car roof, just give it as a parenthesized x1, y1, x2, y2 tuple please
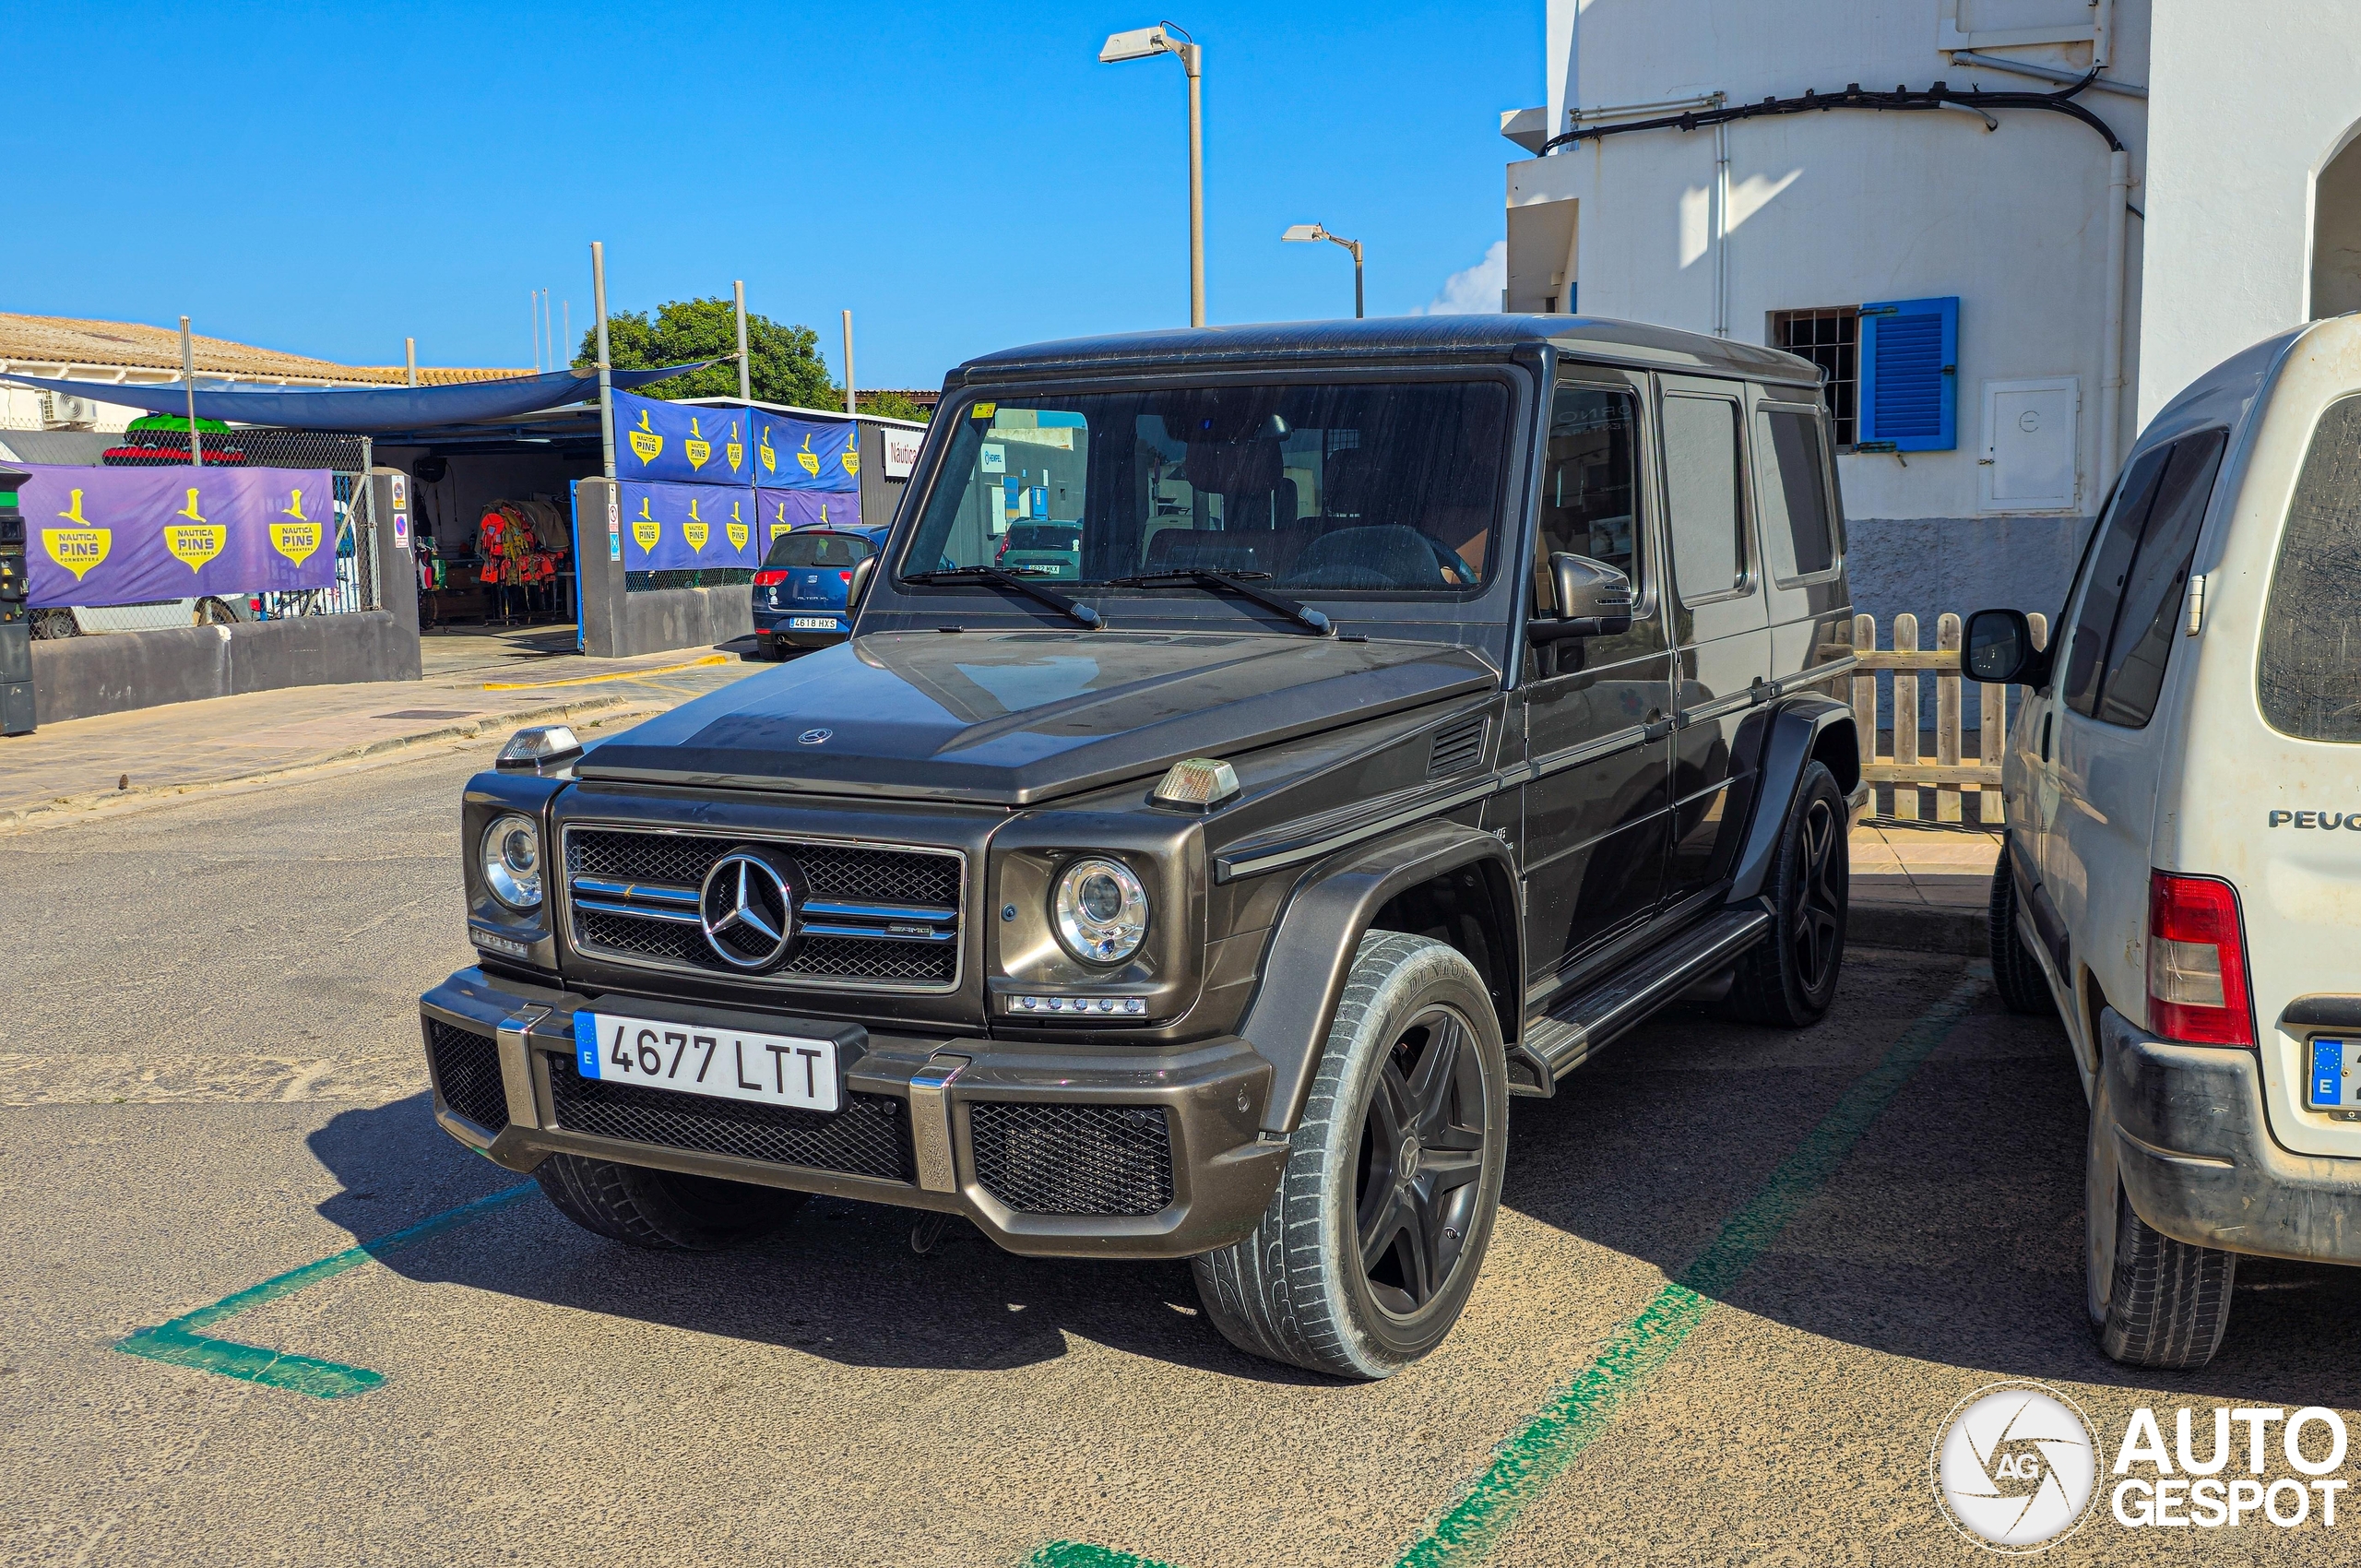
(952, 314, 1820, 387)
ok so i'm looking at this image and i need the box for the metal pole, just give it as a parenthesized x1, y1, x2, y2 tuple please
(592, 242, 616, 481)
(841, 309, 856, 419)
(1351, 243, 1364, 319)
(405, 337, 418, 387)
(1181, 41, 1204, 327)
(562, 301, 571, 368)
(734, 280, 752, 403)
(531, 289, 541, 373)
(179, 315, 202, 469)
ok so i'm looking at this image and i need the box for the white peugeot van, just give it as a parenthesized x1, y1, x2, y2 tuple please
(1967, 315, 2361, 1371)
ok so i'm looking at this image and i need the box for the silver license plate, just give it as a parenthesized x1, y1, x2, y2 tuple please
(573, 1011, 840, 1112)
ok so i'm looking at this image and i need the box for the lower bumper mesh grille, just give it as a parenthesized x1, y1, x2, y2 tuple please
(426, 1018, 508, 1132)
(969, 1102, 1175, 1218)
(549, 1056, 911, 1182)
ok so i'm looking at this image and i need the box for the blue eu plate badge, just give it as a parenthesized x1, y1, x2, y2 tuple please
(2309, 1038, 2351, 1110)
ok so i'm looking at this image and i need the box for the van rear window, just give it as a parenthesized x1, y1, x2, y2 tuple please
(2260, 394, 2361, 742)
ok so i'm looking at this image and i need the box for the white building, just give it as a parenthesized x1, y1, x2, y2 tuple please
(1501, 0, 2361, 630)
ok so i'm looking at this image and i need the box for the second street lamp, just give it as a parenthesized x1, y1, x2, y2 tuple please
(1283, 223, 1364, 319)
(1101, 22, 1204, 327)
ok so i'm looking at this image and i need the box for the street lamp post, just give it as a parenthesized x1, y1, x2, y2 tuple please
(1282, 223, 1364, 318)
(1100, 22, 1204, 327)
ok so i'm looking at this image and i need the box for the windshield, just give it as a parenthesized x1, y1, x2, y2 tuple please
(902, 380, 1510, 592)
(765, 530, 874, 569)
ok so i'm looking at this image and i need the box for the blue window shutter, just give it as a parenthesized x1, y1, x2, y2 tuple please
(1857, 296, 1958, 452)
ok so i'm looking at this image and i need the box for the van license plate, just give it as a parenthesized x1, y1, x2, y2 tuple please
(573, 1011, 840, 1113)
(789, 616, 839, 630)
(2308, 1038, 2356, 1110)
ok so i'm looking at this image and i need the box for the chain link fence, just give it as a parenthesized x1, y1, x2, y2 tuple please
(3, 422, 379, 636)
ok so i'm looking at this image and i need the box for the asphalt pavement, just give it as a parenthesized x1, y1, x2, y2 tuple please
(4, 738, 2357, 1566)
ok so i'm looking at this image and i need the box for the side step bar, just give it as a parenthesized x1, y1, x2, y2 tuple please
(1509, 907, 1772, 1096)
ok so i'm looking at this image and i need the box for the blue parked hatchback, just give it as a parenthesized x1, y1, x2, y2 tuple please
(749, 524, 885, 658)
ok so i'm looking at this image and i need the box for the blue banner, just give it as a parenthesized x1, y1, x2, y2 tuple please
(618, 481, 759, 571)
(611, 391, 757, 486)
(753, 411, 860, 493)
(756, 488, 863, 550)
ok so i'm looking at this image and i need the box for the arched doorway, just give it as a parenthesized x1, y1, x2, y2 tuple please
(2312, 125, 2361, 318)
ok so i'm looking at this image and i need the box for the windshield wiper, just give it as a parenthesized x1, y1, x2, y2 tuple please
(901, 566, 1105, 629)
(1109, 569, 1334, 636)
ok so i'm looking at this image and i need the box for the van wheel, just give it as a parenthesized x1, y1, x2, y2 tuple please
(2088, 1100, 2236, 1366)
(1723, 761, 1847, 1028)
(1192, 932, 1509, 1380)
(1988, 858, 2055, 1017)
(535, 1153, 804, 1251)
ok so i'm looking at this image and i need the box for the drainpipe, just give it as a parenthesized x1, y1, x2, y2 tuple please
(2099, 148, 2131, 487)
(1713, 122, 1731, 338)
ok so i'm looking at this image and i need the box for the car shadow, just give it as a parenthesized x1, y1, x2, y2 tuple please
(309, 946, 2361, 1400)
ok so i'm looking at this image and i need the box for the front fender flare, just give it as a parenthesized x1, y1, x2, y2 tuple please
(1238, 819, 1518, 1136)
(1726, 694, 1857, 908)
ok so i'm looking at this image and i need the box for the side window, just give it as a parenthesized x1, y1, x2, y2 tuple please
(2260, 394, 2361, 742)
(1536, 384, 1642, 588)
(1754, 404, 1838, 579)
(2094, 430, 2228, 727)
(2059, 442, 2170, 716)
(1662, 394, 1746, 600)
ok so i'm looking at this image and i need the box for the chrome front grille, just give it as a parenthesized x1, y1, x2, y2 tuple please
(562, 826, 964, 992)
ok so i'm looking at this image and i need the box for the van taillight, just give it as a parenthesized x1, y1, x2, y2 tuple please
(752, 570, 789, 587)
(2146, 872, 2255, 1047)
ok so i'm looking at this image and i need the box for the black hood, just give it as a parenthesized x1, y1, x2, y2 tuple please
(577, 630, 1497, 804)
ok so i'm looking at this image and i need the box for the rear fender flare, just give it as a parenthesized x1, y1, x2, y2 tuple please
(1239, 820, 1520, 1135)
(1726, 695, 1857, 908)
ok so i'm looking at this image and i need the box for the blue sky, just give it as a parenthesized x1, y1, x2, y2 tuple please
(4, 2, 1532, 391)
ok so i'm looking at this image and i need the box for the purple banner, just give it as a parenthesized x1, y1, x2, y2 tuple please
(618, 481, 760, 571)
(20, 464, 340, 607)
(756, 488, 861, 552)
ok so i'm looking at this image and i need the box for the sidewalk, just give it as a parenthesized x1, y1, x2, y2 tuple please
(1848, 820, 1999, 955)
(0, 624, 765, 829)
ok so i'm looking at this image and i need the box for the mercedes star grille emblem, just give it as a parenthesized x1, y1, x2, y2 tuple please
(799, 728, 833, 745)
(699, 851, 797, 969)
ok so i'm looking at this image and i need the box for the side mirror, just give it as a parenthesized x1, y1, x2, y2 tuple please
(1963, 607, 2050, 686)
(847, 555, 877, 612)
(1532, 552, 1634, 642)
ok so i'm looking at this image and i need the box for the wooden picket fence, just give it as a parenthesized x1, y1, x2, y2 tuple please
(1847, 611, 2047, 827)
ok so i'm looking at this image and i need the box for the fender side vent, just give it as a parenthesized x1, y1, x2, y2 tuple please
(1429, 717, 1488, 778)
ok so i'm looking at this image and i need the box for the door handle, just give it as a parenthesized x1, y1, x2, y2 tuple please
(2040, 712, 2053, 762)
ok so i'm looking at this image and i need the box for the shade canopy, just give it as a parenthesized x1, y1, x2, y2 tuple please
(0, 362, 716, 434)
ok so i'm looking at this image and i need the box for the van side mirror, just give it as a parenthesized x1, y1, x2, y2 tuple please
(848, 555, 876, 612)
(1532, 552, 1634, 642)
(1964, 607, 2050, 687)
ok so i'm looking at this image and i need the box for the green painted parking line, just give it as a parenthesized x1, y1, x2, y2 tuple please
(116, 1181, 538, 1398)
(1393, 969, 1985, 1567)
(1024, 968, 1986, 1568)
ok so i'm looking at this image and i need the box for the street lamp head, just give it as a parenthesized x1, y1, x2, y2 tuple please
(1100, 25, 1172, 62)
(1281, 223, 1325, 243)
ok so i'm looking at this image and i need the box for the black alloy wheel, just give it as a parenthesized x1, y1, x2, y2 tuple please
(1354, 1006, 1490, 1318)
(1724, 759, 1848, 1027)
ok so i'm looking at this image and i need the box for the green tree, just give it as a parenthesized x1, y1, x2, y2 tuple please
(859, 388, 933, 423)
(580, 297, 838, 408)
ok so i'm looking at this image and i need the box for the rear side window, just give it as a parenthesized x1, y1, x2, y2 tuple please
(2094, 430, 2228, 727)
(2260, 394, 2361, 742)
(765, 530, 874, 568)
(1753, 405, 1838, 578)
(1663, 394, 1745, 600)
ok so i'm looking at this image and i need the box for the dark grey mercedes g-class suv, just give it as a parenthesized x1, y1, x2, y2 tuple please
(421, 316, 1864, 1379)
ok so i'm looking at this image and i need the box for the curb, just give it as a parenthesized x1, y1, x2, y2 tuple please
(1848, 898, 1987, 957)
(0, 694, 652, 833)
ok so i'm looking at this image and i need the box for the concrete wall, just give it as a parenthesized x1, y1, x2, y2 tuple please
(2140, 0, 2361, 422)
(574, 477, 753, 659)
(29, 611, 418, 725)
(1512, 0, 2152, 636)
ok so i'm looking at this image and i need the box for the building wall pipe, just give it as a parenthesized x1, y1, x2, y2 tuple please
(2101, 148, 2132, 484)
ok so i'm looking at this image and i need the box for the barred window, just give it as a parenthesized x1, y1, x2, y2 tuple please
(1770, 308, 1858, 448)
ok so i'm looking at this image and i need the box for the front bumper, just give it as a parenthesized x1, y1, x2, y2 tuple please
(420, 968, 1285, 1259)
(2104, 1008, 2361, 1265)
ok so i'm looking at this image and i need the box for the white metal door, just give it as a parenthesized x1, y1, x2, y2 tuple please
(1980, 376, 2080, 513)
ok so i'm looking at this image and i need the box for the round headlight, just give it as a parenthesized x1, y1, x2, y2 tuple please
(481, 814, 542, 910)
(1052, 856, 1149, 966)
